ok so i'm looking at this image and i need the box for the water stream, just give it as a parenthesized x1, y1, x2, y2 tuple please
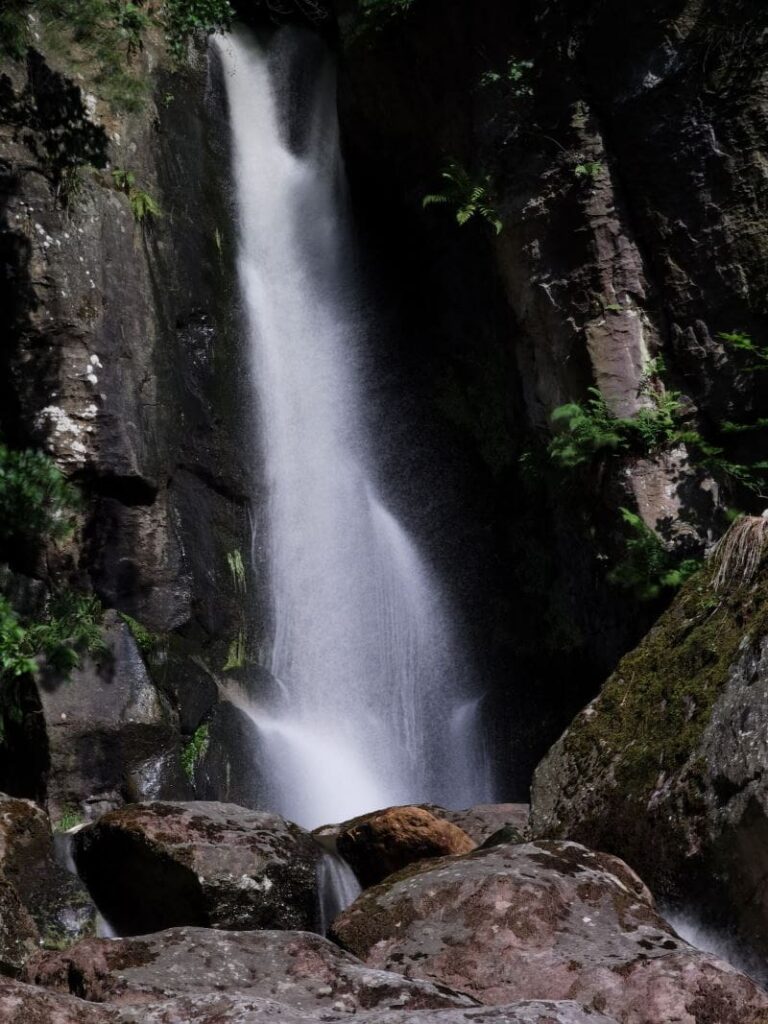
(215, 27, 493, 831)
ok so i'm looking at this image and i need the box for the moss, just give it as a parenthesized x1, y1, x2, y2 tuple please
(119, 612, 159, 655)
(561, 555, 768, 800)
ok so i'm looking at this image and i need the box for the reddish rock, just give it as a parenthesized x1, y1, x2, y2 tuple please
(330, 840, 768, 1024)
(0, 977, 117, 1023)
(336, 806, 476, 887)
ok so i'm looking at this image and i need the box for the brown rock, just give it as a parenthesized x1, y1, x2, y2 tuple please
(336, 806, 475, 887)
(330, 840, 768, 1024)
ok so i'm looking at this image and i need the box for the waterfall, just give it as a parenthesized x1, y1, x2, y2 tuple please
(215, 27, 493, 829)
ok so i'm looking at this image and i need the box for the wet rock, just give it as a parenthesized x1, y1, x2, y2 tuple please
(330, 840, 768, 1024)
(26, 926, 476, 1012)
(0, 875, 39, 976)
(336, 806, 475, 888)
(0, 795, 96, 949)
(74, 802, 322, 935)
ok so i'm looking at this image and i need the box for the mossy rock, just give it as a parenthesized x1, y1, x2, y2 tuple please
(530, 517, 768, 958)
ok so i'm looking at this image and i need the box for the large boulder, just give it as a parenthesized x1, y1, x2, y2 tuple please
(529, 519, 768, 957)
(26, 926, 476, 1012)
(0, 795, 96, 948)
(335, 806, 475, 888)
(425, 805, 529, 845)
(0, 978, 118, 1024)
(330, 840, 768, 1024)
(73, 802, 322, 935)
(0, 973, 619, 1024)
(0, 876, 39, 976)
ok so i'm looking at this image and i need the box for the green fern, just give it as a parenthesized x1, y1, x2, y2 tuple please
(423, 160, 503, 235)
(608, 508, 701, 602)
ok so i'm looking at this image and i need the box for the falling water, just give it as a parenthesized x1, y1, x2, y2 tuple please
(215, 27, 493, 829)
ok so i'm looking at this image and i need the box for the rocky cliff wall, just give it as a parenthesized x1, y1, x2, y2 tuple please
(0, 16, 260, 817)
(333, 0, 768, 784)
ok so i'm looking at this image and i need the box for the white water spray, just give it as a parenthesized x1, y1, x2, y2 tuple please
(215, 27, 492, 829)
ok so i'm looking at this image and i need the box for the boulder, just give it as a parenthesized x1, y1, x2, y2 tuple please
(73, 802, 322, 935)
(336, 806, 475, 887)
(330, 840, 768, 1024)
(0, 977, 118, 1024)
(529, 520, 768, 957)
(426, 805, 529, 845)
(351, 1010, 618, 1024)
(0, 876, 39, 976)
(0, 795, 96, 948)
(0, 974, 618, 1024)
(2, 614, 188, 821)
(26, 926, 476, 1012)
(120, 998, 617, 1024)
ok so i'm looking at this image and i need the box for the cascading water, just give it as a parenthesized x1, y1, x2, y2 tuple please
(215, 27, 493, 830)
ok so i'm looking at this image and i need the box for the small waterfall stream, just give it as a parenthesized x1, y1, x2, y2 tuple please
(215, 27, 493, 830)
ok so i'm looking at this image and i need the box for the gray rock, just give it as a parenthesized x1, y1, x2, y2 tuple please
(426, 805, 529, 845)
(74, 802, 322, 935)
(26, 927, 476, 1012)
(330, 840, 768, 1024)
(34, 613, 186, 820)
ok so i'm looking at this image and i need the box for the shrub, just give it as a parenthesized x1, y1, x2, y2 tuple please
(479, 57, 533, 96)
(423, 160, 503, 235)
(548, 388, 628, 468)
(357, 0, 414, 30)
(0, 444, 79, 545)
(0, 0, 29, 59)
(163, 0, 233, 59)
(0, 591, 105, 681)
(608, 508, 701, 602)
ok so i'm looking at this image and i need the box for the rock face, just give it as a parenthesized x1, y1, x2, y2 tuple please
(74, 802, 322, 935)
(336, 806, 476, 888)
(0, 794, 96, 949)
(0, 6, 256, 813)
(335, 0, 768, 785)
(26, 926, 476, 1012)
(530, 524, 768, 958)
(330, 840, 768, 1024)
